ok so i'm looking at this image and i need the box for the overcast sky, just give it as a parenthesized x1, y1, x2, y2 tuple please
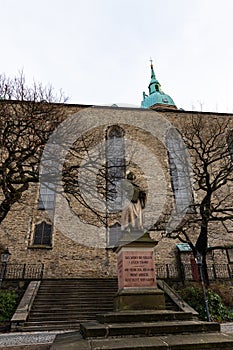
(1, 0, 233, 112)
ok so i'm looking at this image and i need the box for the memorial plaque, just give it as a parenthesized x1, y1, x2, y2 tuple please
(117, 249, 156, 289)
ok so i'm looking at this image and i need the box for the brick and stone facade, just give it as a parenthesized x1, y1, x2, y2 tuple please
(0, 102, 233, 278)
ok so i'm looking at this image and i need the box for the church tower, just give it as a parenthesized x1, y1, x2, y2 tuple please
(141, 60, 177, 110)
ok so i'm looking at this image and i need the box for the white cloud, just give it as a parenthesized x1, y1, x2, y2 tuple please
(0, 0, 233, 111)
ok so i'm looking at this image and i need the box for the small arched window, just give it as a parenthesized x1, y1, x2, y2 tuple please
(33, 221, 52, 246)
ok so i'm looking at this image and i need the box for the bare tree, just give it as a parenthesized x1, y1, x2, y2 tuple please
(0, 75, 129, 234)
(61, 127, 132, 228)
(62, 129, 110, 226)
(0, 72, 67, 223)
(165, 114, 233, 281)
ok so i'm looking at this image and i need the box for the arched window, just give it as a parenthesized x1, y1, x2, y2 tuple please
(38, 182, 55, 210)
(38, 143, 57, 210)
(33, 221, 52, 246)
(166, 128, 193, 214)
(108, 222, 122, 247)
(106, 125, 126, 211)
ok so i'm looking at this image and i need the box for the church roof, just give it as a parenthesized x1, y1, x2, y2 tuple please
(141, 61, 176, 109)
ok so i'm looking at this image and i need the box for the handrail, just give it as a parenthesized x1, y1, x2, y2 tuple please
(11, 280, 41, 330)
(157, 279, 199, 317)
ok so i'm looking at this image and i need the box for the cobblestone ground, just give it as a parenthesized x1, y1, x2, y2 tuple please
(0, 330, 69, 348)
(221, 322, 233, 333)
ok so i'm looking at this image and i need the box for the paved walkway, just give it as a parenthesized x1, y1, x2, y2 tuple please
(0, 324, 233, 348)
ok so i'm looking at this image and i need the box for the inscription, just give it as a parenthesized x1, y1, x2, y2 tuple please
(117, 250, 156, 288)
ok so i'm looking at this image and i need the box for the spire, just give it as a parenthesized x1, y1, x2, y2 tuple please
(150, 58, 156, 80)
(148, 59, 161, 95)
(141, 60, 177, 109)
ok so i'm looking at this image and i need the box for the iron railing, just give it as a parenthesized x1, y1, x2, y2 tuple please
(156, 263, 233, 281)
(1, 262, 232, 281)
(2, 263, 44, 280)
(156, 263, 181, 280)
(181, 263, 232, 281)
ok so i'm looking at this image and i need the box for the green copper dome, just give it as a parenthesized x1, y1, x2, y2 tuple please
(141, 61, 176, 109)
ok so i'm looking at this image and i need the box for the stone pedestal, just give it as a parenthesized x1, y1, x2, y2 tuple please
(115, 231, 165, 311)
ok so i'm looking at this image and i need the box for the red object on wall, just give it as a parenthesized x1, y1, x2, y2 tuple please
(190, 257, 199, 281)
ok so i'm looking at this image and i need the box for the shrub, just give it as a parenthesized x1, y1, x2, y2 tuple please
(210, 282, 233, 308)
(178, 284, 233, 322)
(0, 289, 18, 321)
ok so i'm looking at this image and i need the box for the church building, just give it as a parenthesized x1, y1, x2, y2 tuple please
(0, 62, 233, 280)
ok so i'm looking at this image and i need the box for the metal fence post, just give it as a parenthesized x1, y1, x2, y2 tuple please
(227, 264, 232, 279)
(22, 263, 26, 279)
(212, 264, 217, 280)
(40, 263, 44, 280)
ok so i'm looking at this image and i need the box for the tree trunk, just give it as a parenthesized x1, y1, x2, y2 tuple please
(0, 200, 11, 224)
(195, 226, 209, 285)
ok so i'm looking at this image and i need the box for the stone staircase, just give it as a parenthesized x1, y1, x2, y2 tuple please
(49, 279, 233, 349)
(20, 278, 118, 331)
(13, 278, 233, 348)
(13, 278, 180, 332)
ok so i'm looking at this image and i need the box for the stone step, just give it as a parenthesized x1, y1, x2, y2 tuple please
(30, 310, 113, 316)
(32, 305, 113, 309)
(28, 311, 113, 321)
(32, 299, 114, 304)
(39, 284, 118, 288)
(33, 297, 114, 302)
(51, 331, 233, 350)
(37, 287, 115, 295)
(25, 320, 88, 326)
(80, 320, 220, 338)
(32, 303, 114, 308)
(28, 315, 98, 321)
(29, 309, 102, 315)
(34, 297, 114, 301)
(31, 303, 113, 310)
(19, 323, 81, 332)
(40, 280, 118, 286)
(40, 282, 117, 284)
(34, 295, 115, 299)
(33, 302, 114, 306)
(96, 310, 194, 324)
(39, 286, 117, 289)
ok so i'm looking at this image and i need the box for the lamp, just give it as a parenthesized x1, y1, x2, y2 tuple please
(195, 251, 203, 266)
(1, 248, 11, 263)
